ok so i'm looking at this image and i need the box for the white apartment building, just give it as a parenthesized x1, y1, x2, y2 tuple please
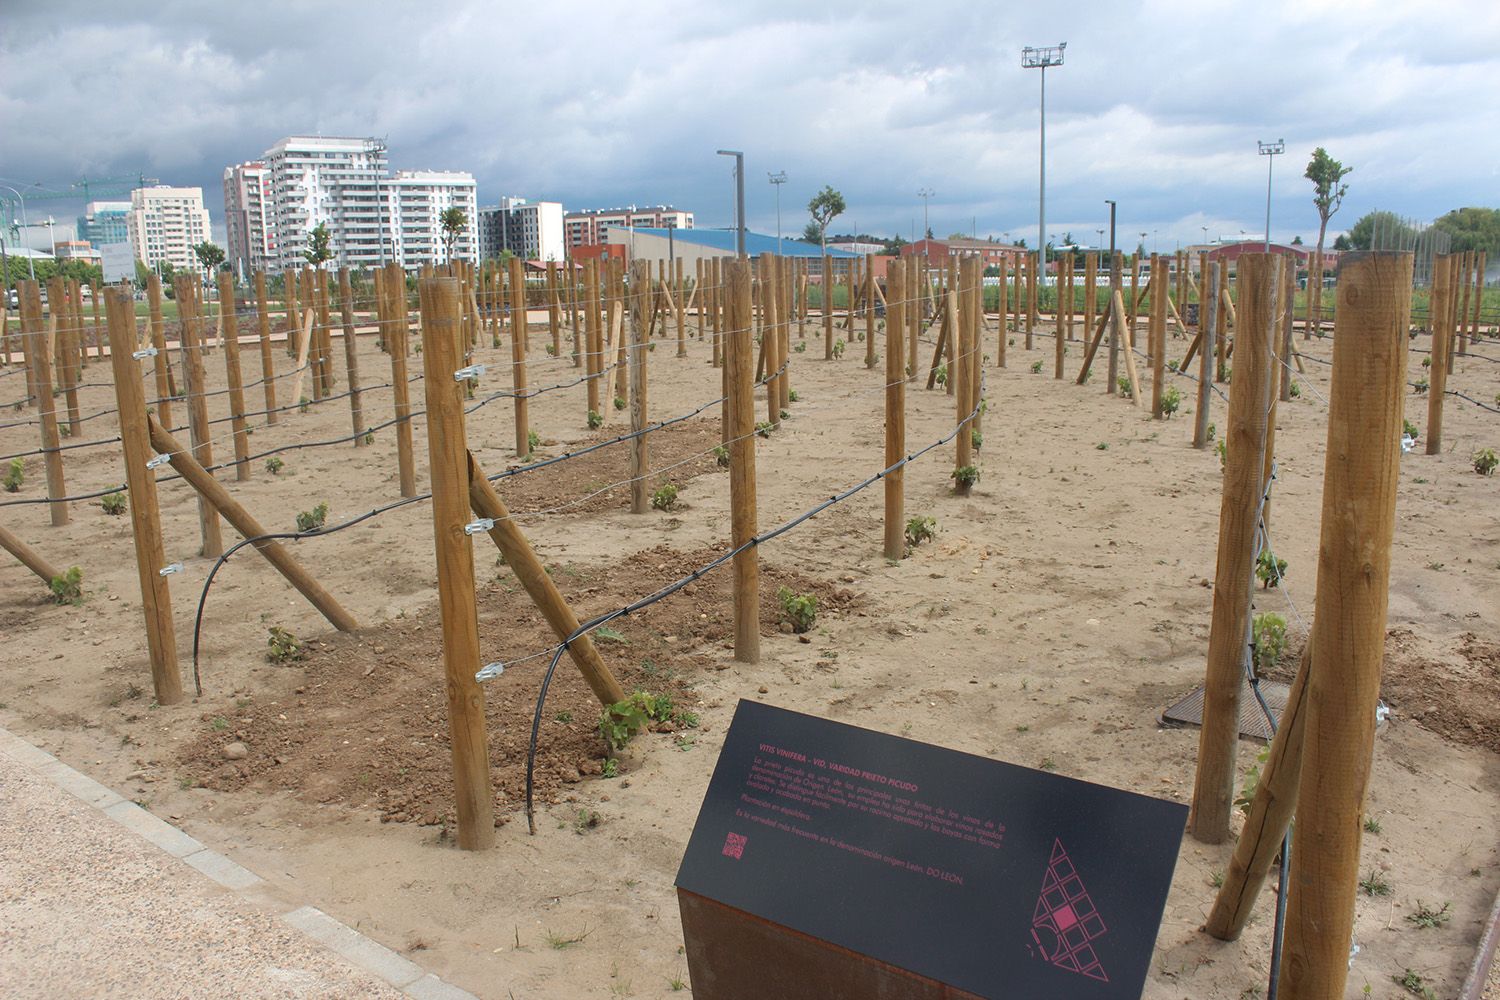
(386, 171, 478, 267)
(478, 197, 565, 262)
(223, 161, 273, 277)
(127, 185, 213, 271)
(246, 136, 479, 270)
(564, 206, 693, 249)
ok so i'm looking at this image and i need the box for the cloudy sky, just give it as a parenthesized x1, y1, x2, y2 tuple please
(2, 0, 1497, 253)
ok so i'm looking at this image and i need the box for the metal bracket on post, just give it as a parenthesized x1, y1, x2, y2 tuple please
(454, 364, 486, 382)
(475, 661, 505, 682)
(146, 454, 170, 470)
(132, 347, 158, 360)
(463, 517, 495, 535)
(159, 562, 183, 576)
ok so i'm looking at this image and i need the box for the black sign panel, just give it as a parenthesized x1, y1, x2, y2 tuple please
(676, 700, 1188, 999)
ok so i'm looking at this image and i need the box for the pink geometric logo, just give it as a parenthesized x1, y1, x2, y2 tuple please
(721, 831, 747, 860)
(1030, 839, 1109, 983)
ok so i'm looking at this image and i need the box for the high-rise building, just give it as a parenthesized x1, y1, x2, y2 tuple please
(244, 136, 479, 271)
(223, 161, 274, 277)
(564, 206, 693, 249)
(76, 201, 131, 247)
(126, 186, 213, 271)
(478, 198, 565, 262)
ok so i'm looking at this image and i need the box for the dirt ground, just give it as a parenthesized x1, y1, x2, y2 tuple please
(1, 302, 1498, 1000)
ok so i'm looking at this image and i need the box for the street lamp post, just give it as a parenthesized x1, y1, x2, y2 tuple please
(1258, 139, 1285, 252)
(1104, 199, 1117, 277)
(1201, 225, 1210, 246)
(0, 185, 36, 279)
(1022, 42, 1066, 279)
(716, 150, 746, 258)
(768, 171, 787, 255)
(917, 188, 934, 245)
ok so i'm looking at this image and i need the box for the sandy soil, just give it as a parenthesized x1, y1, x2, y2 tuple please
(1, 303, 1497, 1000)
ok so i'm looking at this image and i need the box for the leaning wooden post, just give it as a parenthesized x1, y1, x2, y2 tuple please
(172, 276, 223, 557)
(1193, 262, 1220, 449)
(1279, 252, 1409, 999)
(466, 454, 625, 706)
(1188, 252, 1277, 844)
(884, 260, 907, 561)
(216, 271, 252, 481)
(1150, 255, 1167, 418)
(337, 268, 366, 446)
(104, 288, 184, 706)
(0, 520, 62, 587)
(1425, 254, 1453, 456)
(724, 258, 760, 664)
(384, 263, 417, 498)
(629, 259, 651, 513)
(19, 281, 68, 526)
(416, 277, 496, 851)
(254, 272, 279, 425)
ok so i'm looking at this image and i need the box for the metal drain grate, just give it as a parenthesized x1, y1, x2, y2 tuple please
(1160, 679, 1291, 742)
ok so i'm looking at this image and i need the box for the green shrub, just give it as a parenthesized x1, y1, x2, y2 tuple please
(712, 444, 730, 468)
(905, 515, 936, 548)
(50, 566, 84, 605)
(1030, 360, 1043, 374)
(265, 456, 285, 475)
(266, 626, 302, 663)
(1160, 385, 1182, 417)
(99, 491, 127, 516)
(951, 464, 980, 490)
(651, 483, 679, 511)
(527, 429, 541, 454)
(1256, 549, 1288, 589)
(1403, 419, 1418, 440)
(1475, 447, 1498, 476)
(2, 458, 22, 493)
(935, 364, 948, 386)
(296, 502, 329, 533)
(1251, 612, 1287, 674)
(587, 409, 603, 430)
(971, 429, 982, 451)
(832, 339, 845, 359)
(613, 395, 626, 411)
(777, 586, 817, 633)
(1117, 375, 1133, 398)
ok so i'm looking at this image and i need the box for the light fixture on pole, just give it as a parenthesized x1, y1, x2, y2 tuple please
(1096, 228, 1105, 250)
(1201, 225, 1209, 246)
(716, 150, 746, 258)
(917, 188, 934, 245)
(768, 171, 787, 255)
(1022, 42, 1066, 275)
(1257, 138, 1284, 252)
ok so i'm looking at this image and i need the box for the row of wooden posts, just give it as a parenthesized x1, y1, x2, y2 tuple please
(0, 245, 1469, 995)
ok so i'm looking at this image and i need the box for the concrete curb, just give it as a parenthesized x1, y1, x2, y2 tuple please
(0, 726, 479, 1000)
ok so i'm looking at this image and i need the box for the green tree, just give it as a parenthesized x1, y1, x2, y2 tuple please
(806, 185, 846, 251)
(1332, 234, 1352, 251)
(192, 241, 225, 273)
(303, 222, 334, 269)
(1304, 147, 1352, 257)
(134, 259, 154, 288)
(1433, 206, 1500, 256)
(1346, 210, 1412, 251)
(1290, 235, 1304, 245)
(801, 221, 823, 244)
(440, 207, 469, 261)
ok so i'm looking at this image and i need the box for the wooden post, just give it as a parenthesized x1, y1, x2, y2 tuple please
(967, 257, 983, 441)
(1471, 251, 1488, 342)
(216, 272, 252, 481)
(254, 272, 279, 425)
(0, 520, 62, 586)
(762, 256, 780, 429)
(18, 282, 68, 525)
(908, 257, 921, 382)
(1426, 254, 1453, 456)
(725, 259, 760, 664)
(711, 256, 723, 369)
(1193, 262, 1220, 449)
(777, 256, 792, 413)
(49, 277, 82, 436)
(546, 261, 562, 359)
(584, 258, 602, 420)
(1025, 255, 1037, 348)
(865, 255, 877, 368)
(884, 260, 907, 561)
(611, 260, 629, 404)
(88, 280, 103, 362)
(337, 268, 366, 446)
(995, 256, 1007, 369)
(1279, 252, 1410, 1000)
(312, 269, 332, 399)
(1116, 289, 1143, 406)
(173, 276, 223, 557)
(674, 257, 686, 356)
(822, 255, 834, 360)
(416, 276, 496, 851)
(104, 289, 184, 705)
(1188, 252, 1277, 844)
(1278, 256, 1295, 403)
(384, 264, 416, 496)
(284, 269, 300, 357)
(1054, 259, 1067, 380)
(1107, 253, 1122, 394)
(1150, 255, 1166, 418)
(1217, 265, 1231, 381)
(953, 283, 971, 489)
(629, 259, 650, 514)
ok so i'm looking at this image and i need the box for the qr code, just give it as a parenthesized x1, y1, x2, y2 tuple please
(721, 832, 747, 860)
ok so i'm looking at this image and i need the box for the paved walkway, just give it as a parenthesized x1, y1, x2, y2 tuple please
(0, 727, 473, 1000)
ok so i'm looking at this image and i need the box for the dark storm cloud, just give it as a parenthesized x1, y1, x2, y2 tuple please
(2, 0, 1496, 250)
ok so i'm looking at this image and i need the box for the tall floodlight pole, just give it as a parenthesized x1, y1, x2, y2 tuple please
(1022, 42, 1066, 278)
(716, 150, 746, 258)
(1104, 199, 1117, 276)
(917, 188, 934, 244)
(1258, 139, 1285, 252)
(768, 171, 787, 255)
